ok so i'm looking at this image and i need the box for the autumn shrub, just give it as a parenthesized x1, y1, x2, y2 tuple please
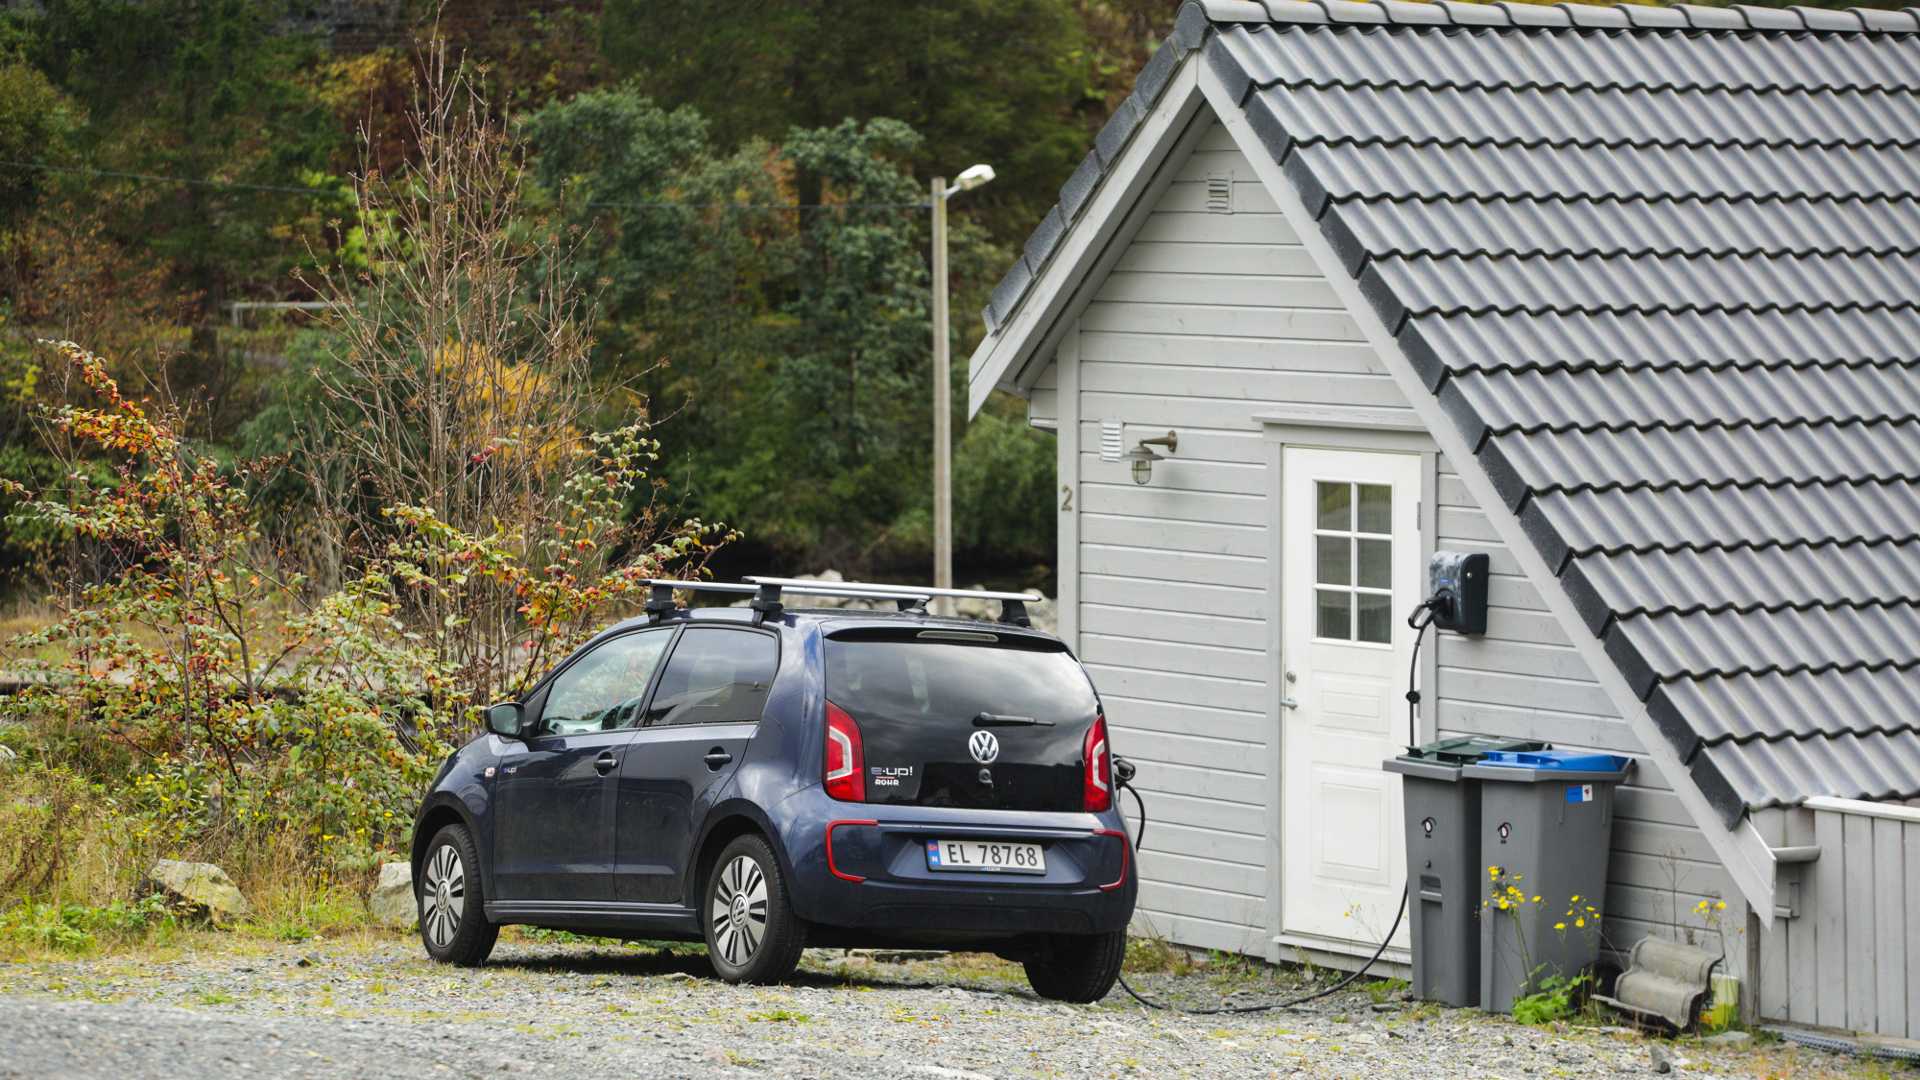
(1, 341, 727, 911)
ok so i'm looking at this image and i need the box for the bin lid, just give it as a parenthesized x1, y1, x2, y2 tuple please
(1399, 735, 1546, 766)
(1477, 749, 1628, 772)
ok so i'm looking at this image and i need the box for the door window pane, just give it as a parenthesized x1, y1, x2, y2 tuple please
(1316, 535, 1350, 586)
(1357, 484, 1393, 534)
(1357, 592, 1393, 644)
(645, 627, 779, 727)
(1357, 538, 1392, 590)
(1315, 589, 1352, 640)
(1316, 481, 1351, 531)
(539, 631, 673, 736)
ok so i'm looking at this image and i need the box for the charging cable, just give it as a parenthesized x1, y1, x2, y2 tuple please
(1108, 596, 1441, 1014)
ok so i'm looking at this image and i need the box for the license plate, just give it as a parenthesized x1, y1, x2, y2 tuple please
(925, 839, 1046, 874)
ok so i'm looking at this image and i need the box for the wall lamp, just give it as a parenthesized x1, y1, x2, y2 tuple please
(1126, 430, 1179, 485)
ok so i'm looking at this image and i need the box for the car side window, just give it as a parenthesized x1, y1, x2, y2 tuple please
(536, 630, 674, 737)
(643, 627, 778, 728)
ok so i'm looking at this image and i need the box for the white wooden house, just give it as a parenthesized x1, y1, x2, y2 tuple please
(967, 0, 1920, 1040)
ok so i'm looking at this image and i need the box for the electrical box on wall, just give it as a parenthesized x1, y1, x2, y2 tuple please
(1428, 551, 1490, 635)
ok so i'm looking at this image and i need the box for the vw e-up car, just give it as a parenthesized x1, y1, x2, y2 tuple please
(409, 581, 1136, 1002)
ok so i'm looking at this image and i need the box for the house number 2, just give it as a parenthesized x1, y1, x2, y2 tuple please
(1060, 484, 1073, 511)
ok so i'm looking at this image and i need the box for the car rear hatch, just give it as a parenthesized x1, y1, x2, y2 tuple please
(823, 627, 1100, 812)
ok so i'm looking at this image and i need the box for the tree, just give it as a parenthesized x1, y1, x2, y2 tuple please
(599, 0, 1102, 234)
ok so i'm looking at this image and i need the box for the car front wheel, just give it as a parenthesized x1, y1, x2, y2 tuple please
(702, 834, 805, 984)
(1024, 930, 1126, 1003)
(418, 823, 498, 966)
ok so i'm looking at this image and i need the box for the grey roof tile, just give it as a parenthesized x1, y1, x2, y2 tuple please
(1058, 151, 1103, 221)
(1529, 481, 1920, 556)
(1622, 4, 1691, 28)
(1328, 194, 1920, 262)
(1654, 669, 1920, 745)
(1093, 93, 1147, 167)
(1697, 731, 1920, 809)
(1735, 4, 1807, 30)
(1446, 364, 1920, 434)
(984, 256, 1034, 331)
(1023, 205, 1068, 272)
(1401, 308, 1920, 371)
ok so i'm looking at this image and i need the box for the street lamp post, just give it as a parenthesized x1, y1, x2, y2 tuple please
(931, 163, 994, 615)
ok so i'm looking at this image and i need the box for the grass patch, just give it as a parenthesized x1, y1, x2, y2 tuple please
(0, 894, 177, 957)
(1365, 976, 1409, 1005)
(1124, 934, 1200, 976)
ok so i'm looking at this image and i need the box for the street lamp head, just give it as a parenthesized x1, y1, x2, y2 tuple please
(948, 163, 996, 196)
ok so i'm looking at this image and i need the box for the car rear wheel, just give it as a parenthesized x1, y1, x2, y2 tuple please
(702, 834, 805, 984)
(418, 823, 498, 966)
(1023, 930, 1126, 1003)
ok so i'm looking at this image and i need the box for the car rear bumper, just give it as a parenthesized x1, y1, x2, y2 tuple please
(777, 790, 1137, 938)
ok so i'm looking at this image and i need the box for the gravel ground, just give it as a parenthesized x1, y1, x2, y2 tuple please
(0, 933, 1888, 1079)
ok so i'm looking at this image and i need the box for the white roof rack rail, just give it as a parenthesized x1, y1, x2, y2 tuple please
(744, 577, 1039, 626)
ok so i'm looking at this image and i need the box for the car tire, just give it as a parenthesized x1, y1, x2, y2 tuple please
(1024, 930, 1126, 1003)
(418, 823, 498, 966)
(702, 834, 805, 984)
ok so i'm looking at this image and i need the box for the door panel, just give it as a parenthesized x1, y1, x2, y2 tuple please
(491, 628, 675, 902)
(614, 723, 756, 902)
(492, 731, 632, 901)
(613, 626, 778, 904)
(1281, 446, 1420, 947)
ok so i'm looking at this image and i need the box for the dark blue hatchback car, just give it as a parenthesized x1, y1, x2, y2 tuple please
(409, 578, 1136, 1002)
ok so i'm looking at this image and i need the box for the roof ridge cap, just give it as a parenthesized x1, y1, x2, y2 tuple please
(1194, 0, 1920, 33)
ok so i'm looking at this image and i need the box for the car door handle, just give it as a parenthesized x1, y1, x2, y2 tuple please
(703, 748, 733, 770)
(595, 751, 619, 775)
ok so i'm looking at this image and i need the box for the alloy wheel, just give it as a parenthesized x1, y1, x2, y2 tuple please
(421, 843, 465, 950)
(709, 854, 768, 966)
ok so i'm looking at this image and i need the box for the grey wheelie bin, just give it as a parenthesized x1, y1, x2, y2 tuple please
(1466, 750, 1633, 1014)
(1384, 736, 1544, 1007)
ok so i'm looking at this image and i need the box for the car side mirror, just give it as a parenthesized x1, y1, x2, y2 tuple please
(485, 701, 525, 739)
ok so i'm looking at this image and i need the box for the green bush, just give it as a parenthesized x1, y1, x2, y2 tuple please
(0, 894, 174, 955)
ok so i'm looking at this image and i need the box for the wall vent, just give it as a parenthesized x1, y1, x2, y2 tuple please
(1206, 171, 1234, 214)
(1100, 420, 1125, 462)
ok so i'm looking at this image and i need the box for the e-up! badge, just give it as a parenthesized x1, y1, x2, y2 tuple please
(1565, 784, 1595, 804)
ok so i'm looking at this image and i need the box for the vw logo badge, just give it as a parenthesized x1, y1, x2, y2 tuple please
(968, 730, 1000, 765)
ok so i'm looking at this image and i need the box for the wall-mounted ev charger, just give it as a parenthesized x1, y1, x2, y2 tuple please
(1426, 551, 1490, 636)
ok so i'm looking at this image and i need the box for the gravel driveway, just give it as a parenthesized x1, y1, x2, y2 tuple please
(0, 934, 1879, 1078)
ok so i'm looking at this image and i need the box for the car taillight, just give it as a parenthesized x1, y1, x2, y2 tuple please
(824, 700, 865, 802)
(1083, 713, 1112, 812)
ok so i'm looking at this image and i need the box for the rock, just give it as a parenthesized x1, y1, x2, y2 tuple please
(1701, 1030, 1751, 1047)
(368, 862, 416, 928)
(1649, 1044, 1675, 1074)
(144, 859, 250, 925)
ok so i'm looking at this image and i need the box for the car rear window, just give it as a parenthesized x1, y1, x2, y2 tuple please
(824, 630, 1099, 810)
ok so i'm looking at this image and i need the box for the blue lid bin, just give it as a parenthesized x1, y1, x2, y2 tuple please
(1463, 751, 1633, 1015)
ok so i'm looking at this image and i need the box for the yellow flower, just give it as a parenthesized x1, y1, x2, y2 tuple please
(1575, 917, 1586, 928)
(1714, 901, 1726, 911)
(1554, 922, 1567, 931)
(1531, 895, 1541, 903)
(1570, 894, 1581, 903)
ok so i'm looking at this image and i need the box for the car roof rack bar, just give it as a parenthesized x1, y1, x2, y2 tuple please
(644, 579, 761, 621)
(743, 577, 1039, 627)
(646, 578, 939, 625)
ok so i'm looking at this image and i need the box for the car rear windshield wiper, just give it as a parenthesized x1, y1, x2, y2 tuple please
(972, 712, 1054, 727)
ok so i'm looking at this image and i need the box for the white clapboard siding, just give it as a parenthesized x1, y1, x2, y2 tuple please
(1756, 803, 1920, 1038)
(1023, 117, 1748, 967)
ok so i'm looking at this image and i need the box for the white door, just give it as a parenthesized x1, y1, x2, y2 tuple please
(1279, 446, 1421, 949)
